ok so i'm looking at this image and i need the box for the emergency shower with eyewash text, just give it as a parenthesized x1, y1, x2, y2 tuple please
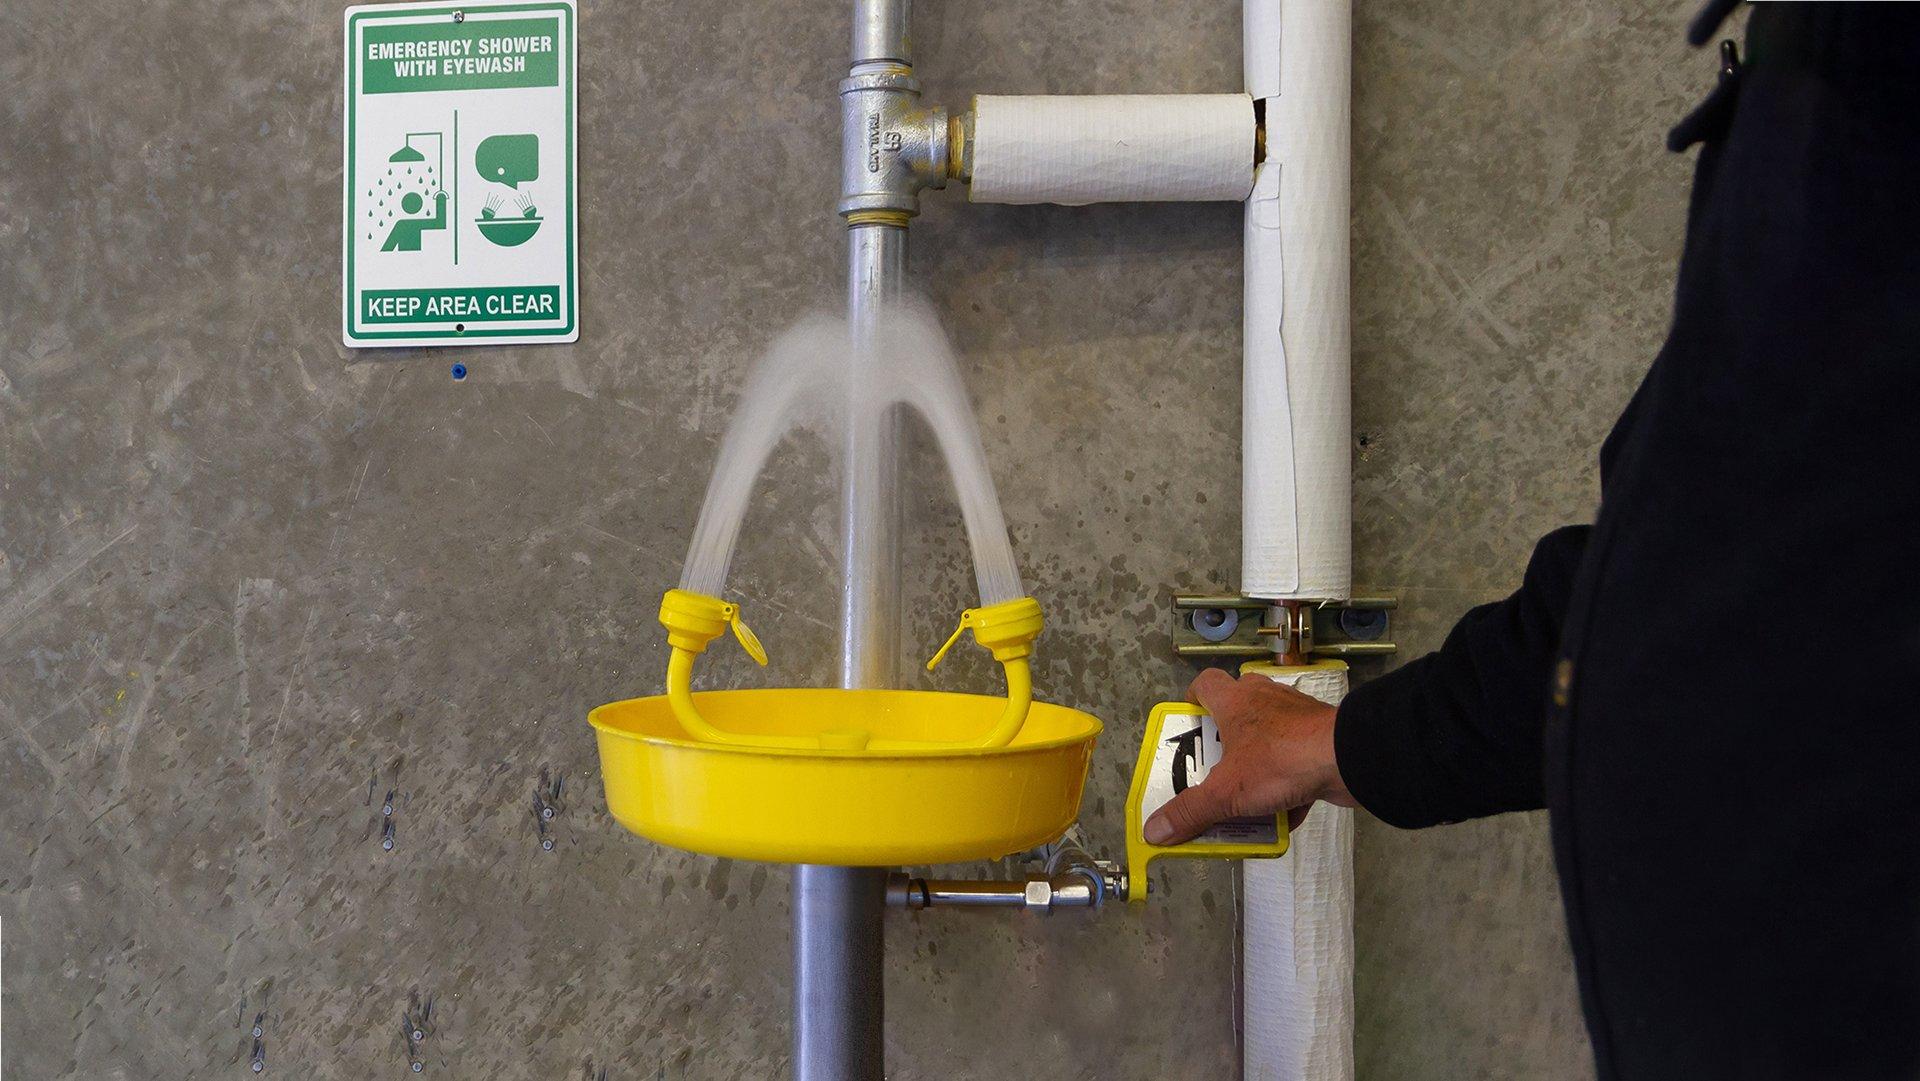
(585, 0, 1381, 1076)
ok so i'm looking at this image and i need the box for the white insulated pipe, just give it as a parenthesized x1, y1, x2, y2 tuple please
(1242, 0, 1353, 603)
(1239, 0, 1356, 1077)
(968, 94, 1256, 205)
(1240, 665, 1355, 1081)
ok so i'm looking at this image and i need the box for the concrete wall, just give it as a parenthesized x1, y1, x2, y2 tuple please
(0, 0, 1719, 1076)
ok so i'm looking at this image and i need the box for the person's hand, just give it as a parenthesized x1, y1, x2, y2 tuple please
(1142, 668, 1354, 846)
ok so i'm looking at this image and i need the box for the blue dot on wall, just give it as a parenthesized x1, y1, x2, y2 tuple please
(451, 363, 468, 381)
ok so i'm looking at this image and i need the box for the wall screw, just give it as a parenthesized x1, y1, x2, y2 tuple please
(252, 1025, 263, 1038)
(451, 10, 464, 21)
(541, 837, 555, 851)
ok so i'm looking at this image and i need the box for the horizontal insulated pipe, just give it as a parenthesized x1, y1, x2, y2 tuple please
(966, 94, 1256, 205)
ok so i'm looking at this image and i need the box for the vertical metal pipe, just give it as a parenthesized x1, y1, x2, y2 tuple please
(793, 5, 914, 1076)
(838, 223, 907, 690)
(791, 226, 902, 1081)
(793, 864, 886, 1081)
(791, 229, 901, 1081)
(852, 0, 910, 64)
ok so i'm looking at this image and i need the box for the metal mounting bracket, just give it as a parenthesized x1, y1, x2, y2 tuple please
(1171, 593, 1398, 660)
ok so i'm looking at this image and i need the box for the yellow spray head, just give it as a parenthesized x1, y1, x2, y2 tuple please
(658, 588, 767, 665)
(927, 596, 1045, 670)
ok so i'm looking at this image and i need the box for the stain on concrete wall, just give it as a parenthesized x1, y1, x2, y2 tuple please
(0, 0, 1721, 1076)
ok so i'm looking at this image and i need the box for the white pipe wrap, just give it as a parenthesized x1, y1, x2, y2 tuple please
(968, 94, 1255, 205)
(1242, 0, 1354, 1072)
(1241, 663, 1354, 1081)
(1241, 0, 1352, 601)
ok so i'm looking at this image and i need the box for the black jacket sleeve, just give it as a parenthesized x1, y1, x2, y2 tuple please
(1332, 525, 1590, 828)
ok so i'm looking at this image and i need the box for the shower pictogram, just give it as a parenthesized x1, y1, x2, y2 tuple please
(368, 131, 449, 253)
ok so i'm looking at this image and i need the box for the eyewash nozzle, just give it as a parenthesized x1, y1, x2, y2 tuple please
(659, 588, 767, 665)
(927, 596, 1044, 670)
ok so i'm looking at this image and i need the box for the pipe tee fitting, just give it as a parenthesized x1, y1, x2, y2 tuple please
(839, 67, 949, 224)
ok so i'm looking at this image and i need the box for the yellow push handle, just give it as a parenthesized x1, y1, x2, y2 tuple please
(1121, 700, 1296, 903)
(661, 589, 1046, 750)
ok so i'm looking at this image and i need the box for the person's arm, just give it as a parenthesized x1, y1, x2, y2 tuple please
(1143, 525, 1590, 844)
(1333, 524, 1588, 827)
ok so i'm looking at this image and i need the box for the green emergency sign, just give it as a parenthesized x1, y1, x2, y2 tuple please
(342, 0, 578, 347)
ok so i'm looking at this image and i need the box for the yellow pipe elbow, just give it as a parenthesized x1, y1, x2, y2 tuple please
(977, 656, 1032, 748)
(666, 645, 731, 744)
(665, 643, 815, 749)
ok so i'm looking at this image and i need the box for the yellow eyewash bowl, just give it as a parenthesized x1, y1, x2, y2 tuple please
(588, 590, 1103, 865)
(590, 689, 1102, 865)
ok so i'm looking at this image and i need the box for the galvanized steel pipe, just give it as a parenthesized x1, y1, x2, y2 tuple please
(791, 2, 918, 1080)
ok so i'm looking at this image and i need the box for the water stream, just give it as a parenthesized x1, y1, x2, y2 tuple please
(679, 301, 1024, 610)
